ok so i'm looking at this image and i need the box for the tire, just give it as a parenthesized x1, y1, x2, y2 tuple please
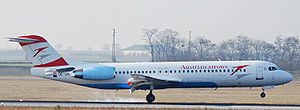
(146, 93, 155, 103)
(260, 92, 266, 98)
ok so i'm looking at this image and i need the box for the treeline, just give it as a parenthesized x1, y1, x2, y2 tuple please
(143, 28, 300, 72)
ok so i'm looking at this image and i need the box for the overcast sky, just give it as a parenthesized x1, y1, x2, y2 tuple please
(0, 0, 299, 50)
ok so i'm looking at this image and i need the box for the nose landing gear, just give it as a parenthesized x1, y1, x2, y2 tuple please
(260, 88, 266, 98)
(146, 90, 155, 103)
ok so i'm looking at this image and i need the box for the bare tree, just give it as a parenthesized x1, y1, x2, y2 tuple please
(152, 29, 180, 61)
(274, 36, 285, 60)
(262, 42, 275, 61)
(192, 36, 216, 61)
(283, 37, 299, 71)
(217, 39, 236, 61)
(143, 28, 158, 62)
(235, 36, 253, 60)
(253, 40, 275, 61)
(141, 28, 300, 71)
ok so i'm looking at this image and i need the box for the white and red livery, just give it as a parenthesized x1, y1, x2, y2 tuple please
(9, 35, 293, 103)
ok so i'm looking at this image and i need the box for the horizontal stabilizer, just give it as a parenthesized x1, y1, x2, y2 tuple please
(7, 37, 40, 43)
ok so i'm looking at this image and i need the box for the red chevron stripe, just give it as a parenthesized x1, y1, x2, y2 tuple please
(230, 65, 249, 75)
(18, 35, 47, 46)
(34, 57, 68, 67)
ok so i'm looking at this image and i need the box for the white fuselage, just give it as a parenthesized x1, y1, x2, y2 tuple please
(31, 60, 293, 90)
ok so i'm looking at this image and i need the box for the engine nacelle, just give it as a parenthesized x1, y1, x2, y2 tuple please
(74, 67, 115, 80)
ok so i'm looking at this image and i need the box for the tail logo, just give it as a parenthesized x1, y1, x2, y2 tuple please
(33, 46, 48, 57)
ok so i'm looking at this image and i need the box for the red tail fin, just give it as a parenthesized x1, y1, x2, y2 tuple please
(9, 35, 69, 67)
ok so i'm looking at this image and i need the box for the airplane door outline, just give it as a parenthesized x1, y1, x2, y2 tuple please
(256, 66, 264, 80)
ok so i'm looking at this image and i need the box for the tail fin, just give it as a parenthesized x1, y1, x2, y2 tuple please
(9, 35, 69, 67)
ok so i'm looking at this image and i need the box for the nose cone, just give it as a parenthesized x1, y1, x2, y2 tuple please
(284, 71, 293, 84)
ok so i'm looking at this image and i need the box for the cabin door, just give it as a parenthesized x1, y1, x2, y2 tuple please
(256, 66, 264, 80)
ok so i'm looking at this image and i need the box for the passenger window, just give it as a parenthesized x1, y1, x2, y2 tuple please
(195, 70, 198, 73)
(170, 70, 172, 73)
(191, 70, 193, 73)
(227, 69, 230, 72)
(153, 71, 155, 73)
(211, 70, 214, 72)
(208, 70, 210, 72)
(123, 71, 125, 74)
(138, 71, 140, 74)
(165, 70, 167, 73)
(187, 70, 189, 73)
(149, 71, 151, 74)
(239, 69, 242, 72)
(219, 70, 222, 72)
(130, 71, 133, 74)
(183, 70, 185, 73)
(159, 70, 162, 73)
(204, 70, 206, 72)
(232, 69, 235, 72)
(199, 70, 202, 73)
(127, 71, 129, 74)
(223, 69, 226, 72)
(134, 71, 137, 73)
(174, 70, 177, 73)
(243, 69, 246, 72)
(142, 71, 144, 74)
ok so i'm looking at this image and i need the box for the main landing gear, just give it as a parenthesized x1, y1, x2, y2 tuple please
(146, 90, 155, 103)
(260, 88, 266, 98)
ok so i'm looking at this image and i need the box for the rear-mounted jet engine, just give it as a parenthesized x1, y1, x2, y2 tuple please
(73, 67, 115, 80)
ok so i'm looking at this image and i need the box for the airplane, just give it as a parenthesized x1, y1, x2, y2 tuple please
(8, 35, 293, 103)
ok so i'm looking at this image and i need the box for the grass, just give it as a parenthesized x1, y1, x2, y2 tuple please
(0, 66, 31, 76)
(0, 76, 299, 105)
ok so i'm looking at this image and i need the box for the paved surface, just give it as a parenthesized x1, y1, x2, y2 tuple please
(1, 100, 300, 109)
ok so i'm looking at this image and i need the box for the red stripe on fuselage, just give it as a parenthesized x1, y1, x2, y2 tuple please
(34, 57, 68, 67)
(18, 35, 47, 46)
(230, 65, 249, 75)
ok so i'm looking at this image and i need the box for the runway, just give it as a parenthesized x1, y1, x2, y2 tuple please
(1, 100, 300, 109)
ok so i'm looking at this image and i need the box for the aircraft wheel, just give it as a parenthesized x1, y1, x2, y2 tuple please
(146, 92, 155, 103)
(260, 92, 266, 98)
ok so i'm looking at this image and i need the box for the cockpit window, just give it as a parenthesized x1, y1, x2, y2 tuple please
(268, 66, 279, 71)
(268, 67, 272, 71)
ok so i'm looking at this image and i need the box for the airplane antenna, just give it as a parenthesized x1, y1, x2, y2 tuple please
(112, 29, 117, 62)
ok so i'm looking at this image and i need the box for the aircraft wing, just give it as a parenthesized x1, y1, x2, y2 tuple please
(127, 74, 180, 93)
